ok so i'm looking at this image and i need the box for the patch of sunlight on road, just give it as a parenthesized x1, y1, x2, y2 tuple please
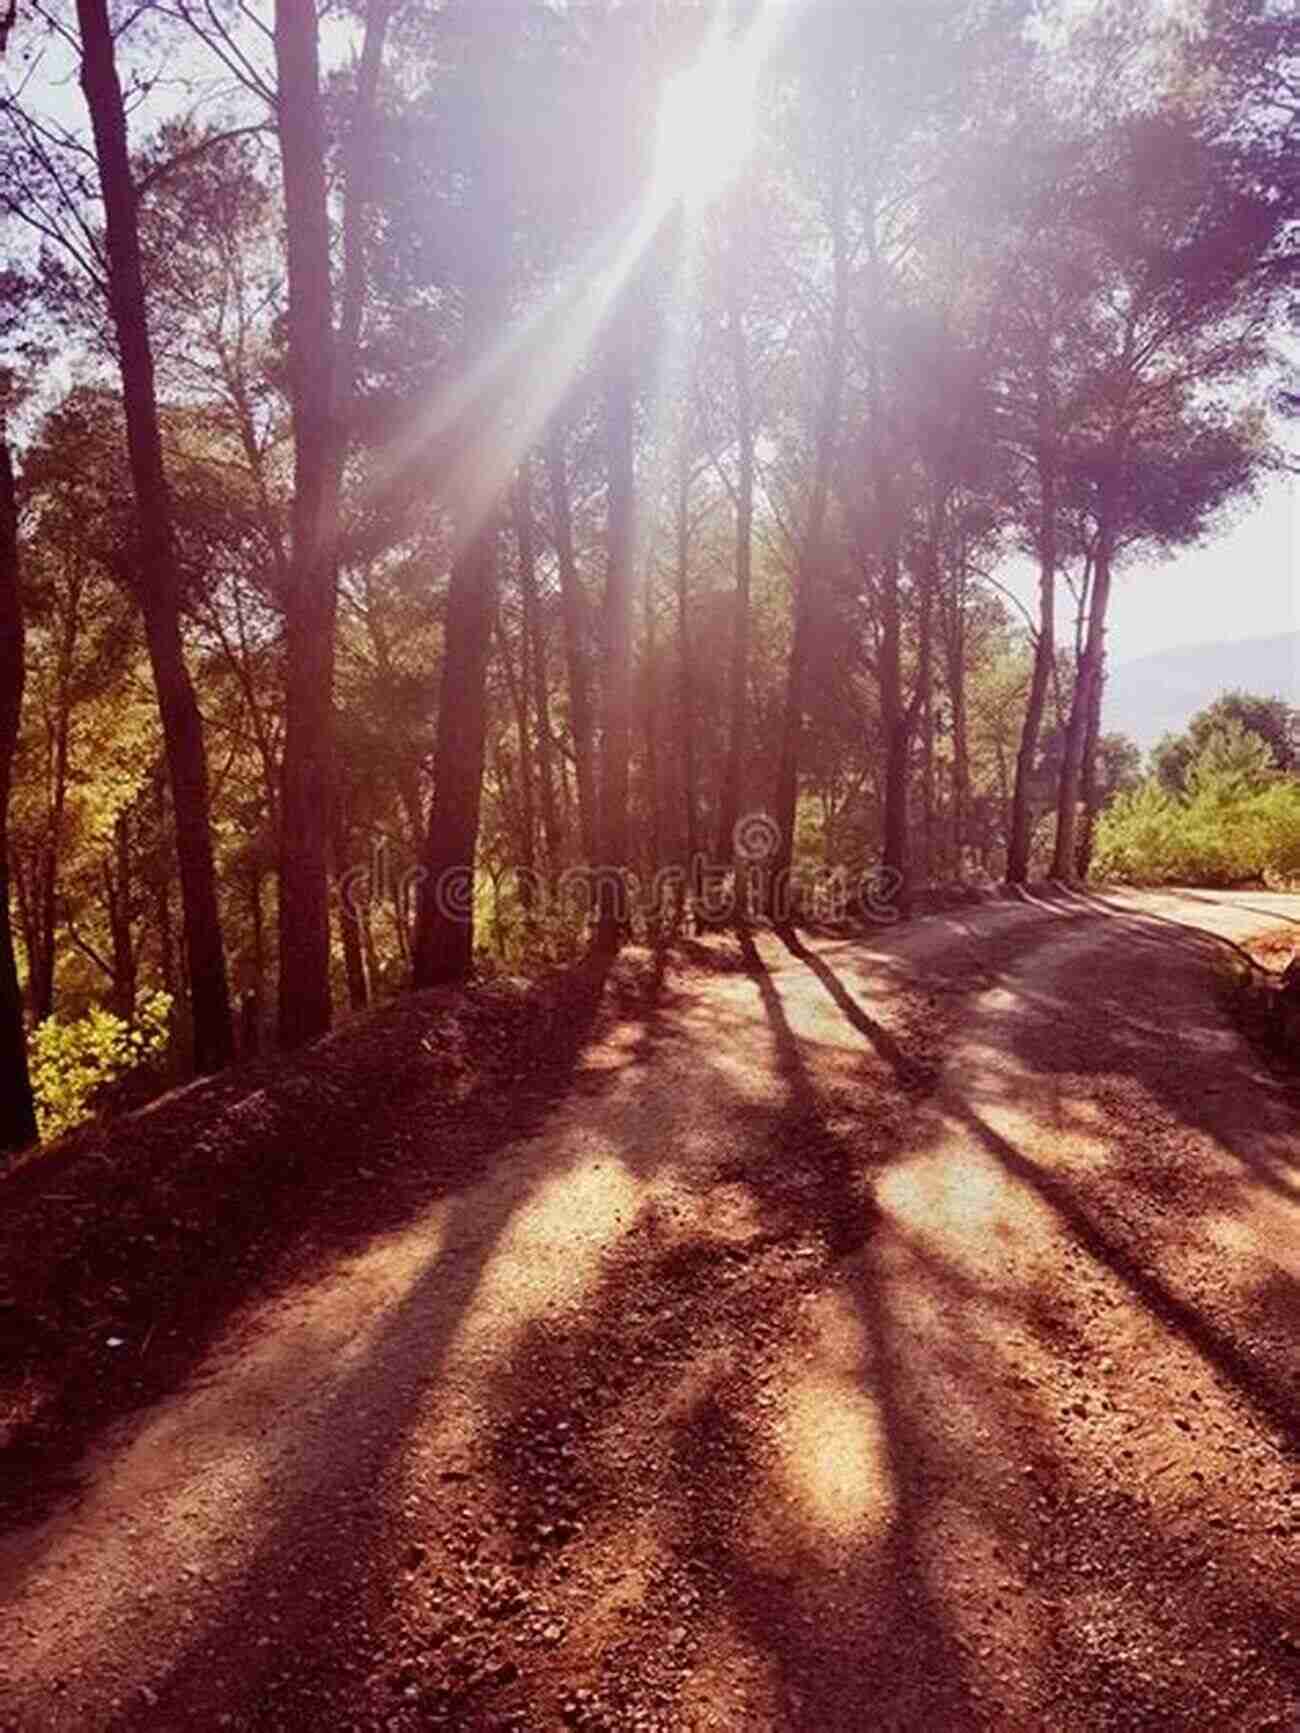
(763, 1290, 893, 1555)
(580, 1022, 646, 1071)
(776, 1373, 892, 1542)
(450, 1153, 649, 1347)
(1202, 1189, 1298, 1277)
(877, 1142, 1024, 1251)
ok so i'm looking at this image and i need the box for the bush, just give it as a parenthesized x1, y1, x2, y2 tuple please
(28, 991, 173, 1140)
(1093, 752, 1300, 888)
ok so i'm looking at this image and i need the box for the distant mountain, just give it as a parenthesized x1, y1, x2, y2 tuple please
(1104, 631, 1300, 755)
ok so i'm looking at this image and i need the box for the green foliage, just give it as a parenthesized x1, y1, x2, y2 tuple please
(1094, 725, 1300, 888)
(29, 991, 172, 1139)
(1184, 718, 1275, 798)
(1152, 689, 1298, 792)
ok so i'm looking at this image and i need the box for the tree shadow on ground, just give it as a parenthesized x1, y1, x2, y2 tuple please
(1, 954, 633, 1575)
(771, 924, 932, 1090)
(75, 952, 676, 1725)
(13, 895, 1299, 1729)
(797, 916, 1300, 1452)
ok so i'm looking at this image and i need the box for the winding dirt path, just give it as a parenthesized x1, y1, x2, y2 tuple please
(2, 889, 1298, 1731)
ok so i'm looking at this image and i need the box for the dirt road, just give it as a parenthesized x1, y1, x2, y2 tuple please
(2, 887, 1298, 1731)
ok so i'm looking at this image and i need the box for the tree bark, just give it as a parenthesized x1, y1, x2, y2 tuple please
(674, 453, 700, 892)
(412, 88, 510, 988)
(76, 0, 233, 1072)
(515, 463, 561, 876)
(942, 581, 970, 877)
(716, 280, 755, 874)
(0, 436, 38, 1156)
(273, 0, 341, 1047)
(1052, 529, 1112, 880)
(274, 0, 389, 1044)
(412, 519, 498, 984)
(333, 807, 369, 1011)
(644, 558, 662, 877)
(496, 610, 537, 921)
(594, 350, 636, 953)
(771, 84, 848, 917)
(877, 542, 911, 904)
(546, 423, 598, 864)
(921, 648, 935, 885)
(104, 812, 137, 1021)
(33, 573, 78, 1023)
(1006, 413, 1058, 887)
(1075, 646, 1107, 880)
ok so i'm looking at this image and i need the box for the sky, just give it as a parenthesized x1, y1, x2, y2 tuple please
(1097, 474, 1297, 666)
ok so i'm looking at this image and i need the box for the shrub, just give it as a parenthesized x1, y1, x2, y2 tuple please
(1093, 765, 1300, 888)
(28, 991, 173, 1140)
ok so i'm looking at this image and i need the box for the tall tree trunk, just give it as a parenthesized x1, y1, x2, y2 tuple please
(411, 71, 510, 988)
(880, 555, 934, 916)
(594, 349, 636, 953)
(1053, 529, 1112, 880)
(333, 813, 369, 1013)
(496, 611, 537, 921)
(674, 455, 700, 892)
(1006, 415, 1057, 887)
(944, 598, 970, 877)
(0, 436, 38, 1156)
(156, 873, 176, 1000)
(1075, 647, 1107, 880)
(878, 545, 908, 892)
(274, 0, 341, 1047)
(34, 608, 74, 1023)
(248, 861, 265, 1005)
(515, 463, 560, 875)
(360, 899, 380, 1000)
(412, 517, 499, 984)
(771, 83, 848, 916)
(921, 657, 935, 886)
(546, 423, 597, 864)
(644, 561, 662, 877)
(877, 525, 935, 917)
(76, 0, 233, 1071)
(105, 812, 136, 1021)
(274, 0, 389, 1043)
(716, 280, 754, 871)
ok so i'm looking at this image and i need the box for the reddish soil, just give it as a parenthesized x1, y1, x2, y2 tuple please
(1, 887, 1298, 1731)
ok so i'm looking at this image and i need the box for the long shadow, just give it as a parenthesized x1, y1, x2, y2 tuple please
(1065, 884, 1294, 974)
(1023, 889, 1300, 1204)
(953, 1096, 1300, 1451)
(1177, 889, 1300, 931)
(761, 927, 1300, 1717)
(0, 959, 632, 1541)
(394, 923, 989, 1729)
(720, 925, 979, 1725)
(1, 956, 633, 1605)
(795, 932, 1300, 1452)
(735, 924, 875, 1257)
(772, 924, 930, 1089)
(74, 949, 668, 1728)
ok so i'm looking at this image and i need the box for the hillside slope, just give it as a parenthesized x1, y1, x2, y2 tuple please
(1105, 630, 1299, 752)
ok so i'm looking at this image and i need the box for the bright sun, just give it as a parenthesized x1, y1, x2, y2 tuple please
(654, 31, 762, 210)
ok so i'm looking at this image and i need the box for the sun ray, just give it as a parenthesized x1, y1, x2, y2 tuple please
(364, 4, 782, 559)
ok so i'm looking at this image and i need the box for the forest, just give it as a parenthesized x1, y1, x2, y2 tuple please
(1, 0, 1296, 1152)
